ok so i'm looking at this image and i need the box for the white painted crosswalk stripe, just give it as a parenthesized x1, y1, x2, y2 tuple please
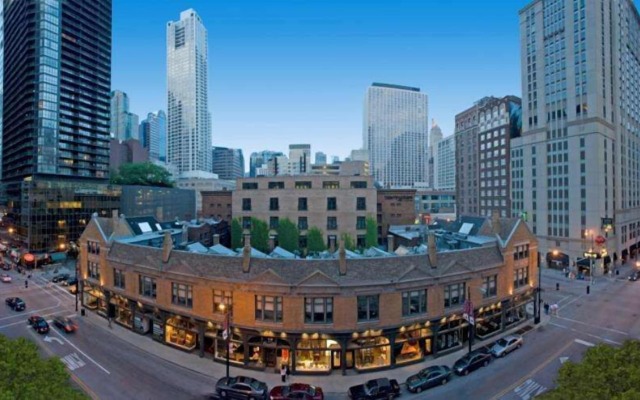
(514, 379, 547, 399)
(61, 352, 85, 371)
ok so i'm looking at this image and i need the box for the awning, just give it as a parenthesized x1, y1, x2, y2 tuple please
(50, 252, 67, 262)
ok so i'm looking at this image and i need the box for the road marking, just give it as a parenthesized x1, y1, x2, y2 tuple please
(0, 304, 61, 322)
(604, 338, 623, 345)
(556, 316, 628, 335)
(49, 328, 110, 375)
(61, 352, 86, 371)
(550, 323, 623, 346)
(575, 339, 595, 347)
(514, 379, 546, 400)
(44, 335, 64, 345)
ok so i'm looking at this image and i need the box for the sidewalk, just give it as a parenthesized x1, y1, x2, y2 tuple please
(79, 308, 551, 396)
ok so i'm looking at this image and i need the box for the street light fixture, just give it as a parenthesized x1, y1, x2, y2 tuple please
(584, 248, 598, 285)
(218, 303, 231, 380)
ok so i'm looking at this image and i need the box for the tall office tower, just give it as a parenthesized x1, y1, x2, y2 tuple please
(249, 150, 284, 177)
(167, 9, 211, 175)
(363, 83, 428, 188)
(110, 90, 139, 141)
(514, 0, 640, 263)
(288, 144, 311, 174)
(434, 135, 455, 191)
(139, 110, 167, 161)
(315, 151, 327, 165)
(3, 0, 116, 250)
(427, 120, 443, 188)
(212, 146, 244, 180)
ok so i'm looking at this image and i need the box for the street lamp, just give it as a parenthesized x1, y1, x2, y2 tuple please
(534, 251, 542, 324)
(218, 303, 231, 379)
(584, 248, 598, 285)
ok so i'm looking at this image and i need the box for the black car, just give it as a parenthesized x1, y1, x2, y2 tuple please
(5, 297, 26, 311)
(63, 277, 78, 287)
(215, 376, 268, 400)
(453, 349, 492, 376)
(347, 378, 401, 400)
(405, 365, 452, 393)
(28, 315, 50, 334)
(52, 273, 70, 283)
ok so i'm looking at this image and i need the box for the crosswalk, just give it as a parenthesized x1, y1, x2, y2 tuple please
(514, 379, 546, 399)
(61, 352, 86, 371)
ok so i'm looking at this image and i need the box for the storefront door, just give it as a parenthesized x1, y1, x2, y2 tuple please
(331, 350, 341, 369)
(264, 348, 277, 369)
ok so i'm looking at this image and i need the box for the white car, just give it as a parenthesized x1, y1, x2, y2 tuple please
(491, 335, 523, 358)
(0, 274, 11, 283)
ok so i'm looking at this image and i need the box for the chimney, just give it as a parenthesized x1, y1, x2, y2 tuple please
(242, 233, 251, 273)
(269, 235, 276, 252)
(329, 236, 336, 253)
(161, 231, 173, 264)
(213, 234, 220, 245)
(427, 233, 437, 268)
(387, 235, 395, 252)
(491, 210, 501, 235)
(338, 237, 347, 275)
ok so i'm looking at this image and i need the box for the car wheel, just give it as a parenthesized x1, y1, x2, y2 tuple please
(441, 378, 448, 385)
(464, 369, 469, 376)
(416, 387, 422, 393)
(483, 360, 489, 367)
(219, 390, 227, 398)
(517, 344, 522, 349)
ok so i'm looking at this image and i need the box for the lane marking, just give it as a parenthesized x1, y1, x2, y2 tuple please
(558, 294, 583, 310)
(44, 335, 65, 345)
(575, 339, 595, 347)
(514, 378, 546, 400)
(0, 304, 62, 322)
(556, 316, 628, 336)
(49, 328, 110, 375)
(61, 353, 86, 371)
(550, 322, 623, 346)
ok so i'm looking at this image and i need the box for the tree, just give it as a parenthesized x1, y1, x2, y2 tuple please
(307, 227, 326, 254)
(340, 232, 356, 251)
(0, 335, 88, 399)
(365, 215, 378, 248)
(250, 218, 269, 253)
(276, 218, 299, 253)
(539, 340, 640, 400)
(231, 219, 243, 250)
(110, 162, 174, 187)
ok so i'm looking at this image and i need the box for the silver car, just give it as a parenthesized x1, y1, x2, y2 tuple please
(215, 376, 268, 400)
(491, 335, 523, 358)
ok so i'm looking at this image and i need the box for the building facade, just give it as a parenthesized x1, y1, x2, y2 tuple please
(140, 110, 167, 161)
(109, 139, 149, 172)
(79, 213, 538, 375)
(434, 135, 456, 190)
(120, 186, 195, 222)
(315, 152, 327, 165)
(212, 147, 244, 180)
(377, 189, 417, 246)
(167, 9, 211, 174)
(249, 151, 284, 177)
(201, 190, 233, 221)
(363, 83, 429, 188)
(110, 90, 139, 141)
(415, 190, 457, 224)
(427, 121, 443, 189)
(288, 144, 311, 175)
(514, 0, 640, 264)
(175, 176, 236, 217)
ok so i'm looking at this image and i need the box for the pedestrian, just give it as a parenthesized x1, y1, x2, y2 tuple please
(544, 302, 549, 315)
(285, 364, 290, 381)
(24, 280, 28, 289)
(108, 316, 112, 329)
(280, 364, 286, 383)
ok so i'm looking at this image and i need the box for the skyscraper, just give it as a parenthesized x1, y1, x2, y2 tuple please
(434, 135, 455, 191)
(427, 120, 443, 189)
(110, 90, 139, 141)
(139, 110, 167, 161)
(315, 152, 327, 165)
(514, 0, 640, 263)
(0, 0, 4, 182)
(2, 0, 117, 250)
(288, 144, 311, 175)
(363, 83, 428, 188)
(249, 150, 283, 177)
(212, 146, 244, 180)
(167, 9, 211, 175)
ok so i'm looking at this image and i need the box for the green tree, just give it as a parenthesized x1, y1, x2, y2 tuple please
(365, 215, 378, 248)
(231, 218, 243, 250)
(307, 227, 326, 254)
(276, 218, 299, 253)
(340, 232, 356, 251)
(250, 218, 269, 253)
(540, 340, 640, 400)
(110, 162, 174, 187)
(0, 335, 88, 399)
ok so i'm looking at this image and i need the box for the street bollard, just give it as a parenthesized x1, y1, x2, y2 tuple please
(556, 282, 560, 291)
(587, 285, 590, 295)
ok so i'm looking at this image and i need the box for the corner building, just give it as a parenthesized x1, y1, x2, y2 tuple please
(79, 213, 538, 375)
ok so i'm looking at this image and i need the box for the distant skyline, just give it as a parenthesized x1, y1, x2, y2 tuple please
(113, 0, 530, 163)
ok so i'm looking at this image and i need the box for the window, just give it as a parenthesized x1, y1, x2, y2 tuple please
(295, 181, 312, 189)
(139, 276, 157, 298)
(482, 275, 497, 298)
(444, 283, 465, 308)
(351, 181, 367, 189)
(298, 217, 308, 230)
(327, 217, 337, 230)
(88, 261, 100, 280)
(402, 290, 427, 316)
(268, 181, 284, 189)
(355, 216, 366, 230)
(323, 181, 339, 189)
(357, 295, 379, 321)
(514, 244, 530, 260)
(327, 197, 337, 210)
(298, 197, 308, 211)
(304, 297, 333, 323)
(242, 182, 258, 190)
(255, 295, 282, 322)
(213, 290, 233, 313)
(269, 198, 279, 211)
(172, 283, 193, 308)
(514, 267, 529, 288)
(270, 217, 279, 229)
(242, 198, 251, 211)
(242, 217, 251, 229)
(88, 241, 100, 255)
(114, 269, 125, 289)
(356, 197, 366, 211)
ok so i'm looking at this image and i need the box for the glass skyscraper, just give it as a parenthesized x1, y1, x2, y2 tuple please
(167, 9, 211, 175)
(140, 110, 167, 161)
(110, 89, 139, 141)
(363, 83, 429, 188)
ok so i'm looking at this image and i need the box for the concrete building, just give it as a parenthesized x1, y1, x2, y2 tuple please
(309, 161, 369, 177)
(514, 0, 640, 264)
(79, 212, 537, 375)
(288, 144, 311, 175)
(415, 190, 457, 224)
(427, 120, 443, 189)
(111, 90, 139, 141)
(249, 151, 284, 177)
(167, 9, 211, 175)
(434, 135, 456, 191)
(175, 176, 236, 217)
(110, 139, 149, 172)
(377, 189, 417, 247)
(363, 83, 429, 188)
(211, 147, 244, 180)
(139, 111, 167, 161)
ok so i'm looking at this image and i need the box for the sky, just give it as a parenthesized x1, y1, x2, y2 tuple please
(112, 0, 531, 164)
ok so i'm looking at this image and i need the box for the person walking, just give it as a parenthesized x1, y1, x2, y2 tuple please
(285, 364, 290, 381)
(280, 364, 286, 383)
(108, 316, 113, 329)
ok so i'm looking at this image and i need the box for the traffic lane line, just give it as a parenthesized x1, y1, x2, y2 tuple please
(49, 326, 111, 374)
(0, 304, 62, 322)
(490, 340, 574, 400)
(555, 315, 628, 336)
(549, 322, 623, 346)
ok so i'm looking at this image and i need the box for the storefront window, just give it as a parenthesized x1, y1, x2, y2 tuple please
(394, 326, 433, 364)
(213, 331, 244, 366)
(165, 316, 197, 351)
(112, 294, 132, 328)
(82, 283, 107, 316)
(475, 305, 502, 339)
(505, 301, 529, 328)
(437, 318, 467, 352)
(295, 339, 337, 372)
(352, 336, 391, 370)
(247, 336, 291, 370)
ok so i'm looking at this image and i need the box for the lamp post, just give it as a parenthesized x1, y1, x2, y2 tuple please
(219, 303, 231, 379)
(464, 286, 475, 353)
(585, 248, 598, 285)
(534, 251, 542, 324)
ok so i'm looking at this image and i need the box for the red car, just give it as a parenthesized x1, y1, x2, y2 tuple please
(53, 316, 78, 333)
(269, 383, 324, 400)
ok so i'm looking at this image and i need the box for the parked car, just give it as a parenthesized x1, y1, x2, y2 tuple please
(453, 349, 492, 376)
(491, 335, 524, 358)
(1, 264, 11, 271)
(5, 297, 26, 311)
(52, 273, 70, 283)
(215, 376, 268, 400)
(53, 316, 78, 333)
(405, 365, 452, 393)
(269, 383, 324, 400)
(62, 277, 77, 287)
(1, 273, 11, 283)
(28, 315, 50, 334)
(629, 271, 639, 282)
(347, 378, 401, 400)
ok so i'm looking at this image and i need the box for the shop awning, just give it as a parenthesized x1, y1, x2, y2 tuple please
(50, 252, 67, 262)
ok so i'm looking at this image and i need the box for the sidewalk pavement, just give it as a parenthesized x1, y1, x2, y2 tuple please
(79, 308, 551, 396)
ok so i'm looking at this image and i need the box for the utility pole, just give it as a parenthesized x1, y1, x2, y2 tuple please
(534, 251, 541, 324)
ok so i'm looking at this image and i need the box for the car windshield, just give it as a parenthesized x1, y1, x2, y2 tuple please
(36, 320, 47, 327)
(496, 339, 508, 347)
(249, 380, 262, 390)
(365, 381, 379, 390)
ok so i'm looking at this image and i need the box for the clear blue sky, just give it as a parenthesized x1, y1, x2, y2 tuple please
(113, 0, 530, 163)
